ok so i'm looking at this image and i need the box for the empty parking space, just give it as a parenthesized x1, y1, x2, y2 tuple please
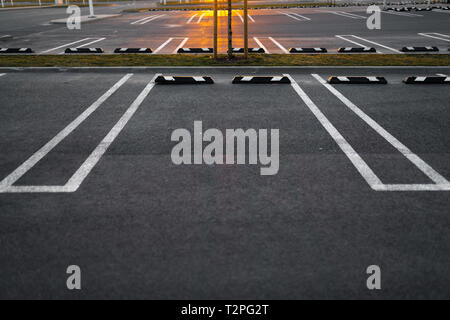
(1, 67, 449, 194)
(0, 73, 158, 191)
(290, 72, 450, 190)
(0, 72, 135, 183)
(1, 67, 450, 299)
(5, 74, 157, 192)
(313, 72, 450, 181)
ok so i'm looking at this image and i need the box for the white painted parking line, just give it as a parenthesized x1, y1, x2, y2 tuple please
(277, 11, 303, 21)
(429, 32, 450, 38)
(253, 37, 269, 53)
(286, 73, 383, 189)
(76, 37, 105, 49)
(139, 14, 165, 25)
(0, 74, 134, 193)
(237, 12, 255, 23)
(197, 13, 206, 24)
(130, 15, 155, 25)
(348, 35, 402, 53)
(434, 9, 450, 13)
(335, 35, 373, 49)
(64, 74, 160, 192)
(311, 73, 450, 191)
(40, 38, 91, 54)
(291, 13, 311, 21)
(338, 35, 402, 53)
(382, 10, 423, 17)
(326, 11, 366, 19)
(173, 37, 189, 54)
(131, 14, 164, 25)
(187, 13, 198, 24)
(268, 37, 289, 53)
(0, 73, 5, 77)
(418, 32, 450, 42)
(375, 184, 450, 191)
(62, 38, 106, 54)
(153, 37, 173, 54)
(236, 12, 244, 23)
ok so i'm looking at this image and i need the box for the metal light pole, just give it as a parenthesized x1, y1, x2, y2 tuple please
(213, 0, 218, 60)
(244, 0, 248, 59)
(227, 0, 232, 59)
(1, 0, 4, 8)
(88, 0, 95, 18)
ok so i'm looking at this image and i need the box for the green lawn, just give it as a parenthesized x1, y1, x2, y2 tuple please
(0, 54, 449, 67)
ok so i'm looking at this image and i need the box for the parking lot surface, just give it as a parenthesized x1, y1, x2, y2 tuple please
(0, 67, 449, 299)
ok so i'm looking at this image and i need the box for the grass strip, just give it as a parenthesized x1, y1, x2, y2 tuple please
(0, 54, 449, 67)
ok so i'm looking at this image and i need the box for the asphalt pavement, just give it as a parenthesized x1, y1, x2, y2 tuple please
(1, 4, 449, 53)
(0, 66, 449, 299)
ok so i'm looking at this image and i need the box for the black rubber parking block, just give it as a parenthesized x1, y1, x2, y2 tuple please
(114, 48, 152, 53)
(155, 75, 214, 84)
(289, 48, 327, 53)
(232, 76, 291, 84)
(328, 76, 388, 84)
(403, 76, 450, 84)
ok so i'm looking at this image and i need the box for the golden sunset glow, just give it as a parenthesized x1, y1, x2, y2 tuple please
(198, 10, 244, 17)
